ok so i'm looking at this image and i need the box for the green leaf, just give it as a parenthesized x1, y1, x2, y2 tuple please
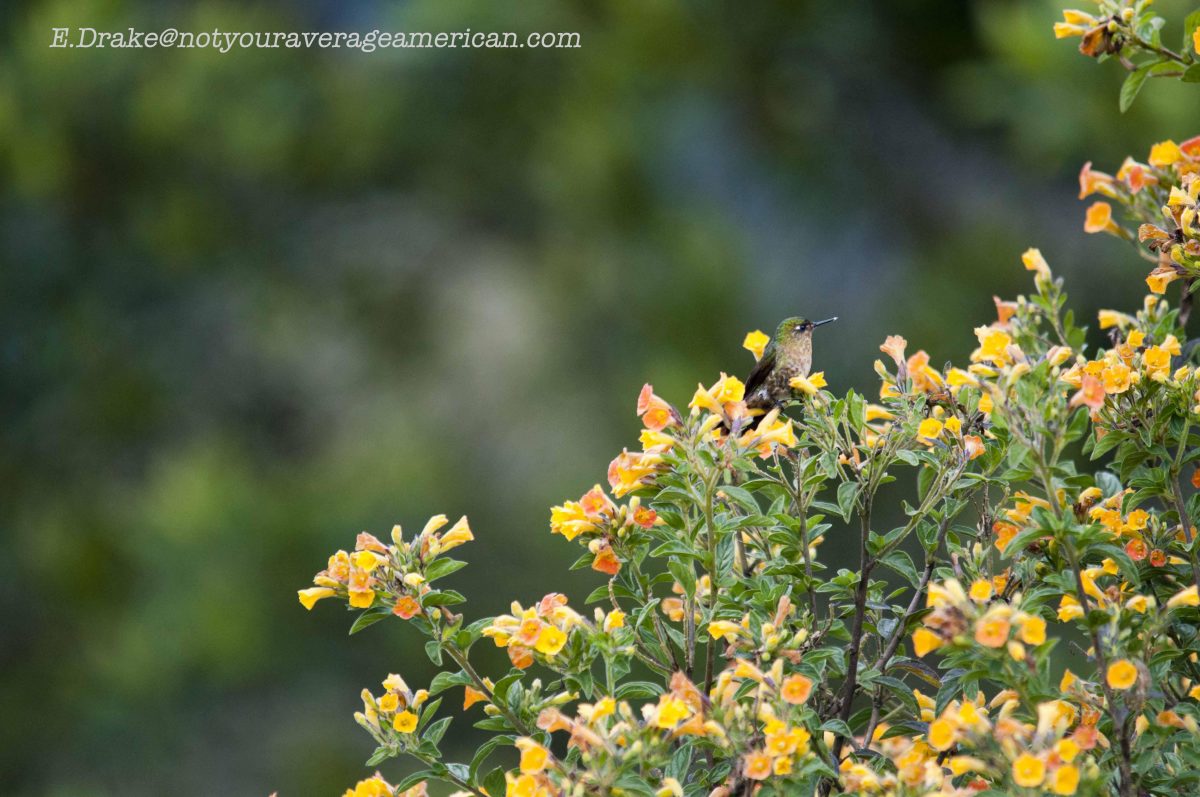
(1184, 64, 1200, 83)
(836, 481, 859, 522)
(1119, 64, 1152, 113)
(423, 590, 466, 607)
(819, 718, 853, 739)
(1183, 8, 1200, 52)
(348, 606, 391, 635)
(482, 767, 507, 797)
(424, 557, 468, 582)
(429, 669, 472, 696)
(423, 716, 452, 747)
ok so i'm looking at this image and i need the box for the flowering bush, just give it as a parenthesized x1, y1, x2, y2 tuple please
(302, 8, 1200, 797)
(1054, 0, 1200, 110)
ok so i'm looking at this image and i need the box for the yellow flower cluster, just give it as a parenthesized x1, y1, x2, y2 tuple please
(1061, 327, 1183, 416)
(912, 578, 1045, 661)
(341, 774, 427, 797)
(1080, 136, 1200, 294)
(873, 333, 987, 459)
(298, 514, 473, 613)
(529, 674, 723, 794)
(482, 592, 582, 669)
(549, 481, 657, 576)
(354, 673, 430, 739)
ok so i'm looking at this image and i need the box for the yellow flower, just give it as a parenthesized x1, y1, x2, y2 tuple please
(550, 501, 595, 542)
(969, 579, 993, 603)
(789, 371, 827, 395)
(1147, 264, 1181, 295)
(603, 608, 625, 632)
(928, 718, 956, 751)
(708, 620, 743, 642)
(1149, 140, 1182, 167)
(1012, 753, 1045, 788)
(393, 710, 419, 733)
(1058, 594, 1084, 621)
(1050, 764, 1080, 795)
(298, 587, 336, 610)
(1022, 247, 1050, 279)
(1056, 738, 1080, 763)
(949, 756, 987, 775)
(378, 692, 400, 712)
(654, 696, 691, 728)
(534, 625, 568, 657)
(438, 515, 474, 551)
(1098, 309, 1131, 329)
(348, 589, 375, 609)
(978, 392, 994, 414)
(743, 330, 769, 361)
(506, 773, 543, 797)
(1054, 22, 1085, 38)
(912, 628, 942, 657)
(711, 373, 745, 404)
(1018, 614, 1046, 645)
(1107, 659, 1138, 690)
(918, 418, 943, 439)
(973, 326, 1013, 366)
(655, 778, 684, 797)
(516, 738, 550, 774)
(1169, 585, 1200, 609)
(1102, 362, 1133, 394)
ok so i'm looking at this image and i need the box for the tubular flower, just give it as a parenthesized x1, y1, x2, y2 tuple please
(1107, 659, 1138, 690)
(788, 371, 827, 396)
(742, 330, 769, 360)
(1012, 753, 1046, 788)
(607, 449, 663, 497)
(637, 383, 678, 431)
(1084, 201, 1119, 235)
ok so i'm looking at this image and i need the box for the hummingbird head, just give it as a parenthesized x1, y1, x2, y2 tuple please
(776, 316, 837, 341)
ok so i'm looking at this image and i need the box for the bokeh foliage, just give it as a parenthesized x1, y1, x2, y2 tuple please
(2, 0, 1199, 794)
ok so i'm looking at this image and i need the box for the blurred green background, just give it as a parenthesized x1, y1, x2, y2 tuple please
(3, 0, 1198, 793)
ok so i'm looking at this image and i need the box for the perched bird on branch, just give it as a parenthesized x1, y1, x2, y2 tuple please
(744, 316, 837, 410)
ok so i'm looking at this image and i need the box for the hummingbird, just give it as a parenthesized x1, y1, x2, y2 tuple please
(744, 316, 838, 410)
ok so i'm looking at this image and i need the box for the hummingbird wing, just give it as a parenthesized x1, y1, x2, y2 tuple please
(743, 341, 776, 397)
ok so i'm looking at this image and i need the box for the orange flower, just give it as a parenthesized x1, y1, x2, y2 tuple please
(1084, 201, 1119, 234)
(1069, 375, 1105, 411)
(993, 521, 1018, 553)
(780, 674, 813, 705)
(743, 751, 772, 780)
(463, 686, 488, 710)
(592, 545, 621, 576)
(1078, 161, 1115, 199)
(974, 611, 1011, 648)
(508, 644, 534, 669)
(393, 595, 420, 620)
(880, 335, 907, 367)
(637, 384, 676, 431)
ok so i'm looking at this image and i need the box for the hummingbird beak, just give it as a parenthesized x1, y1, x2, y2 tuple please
(812, 317, 838, 328)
